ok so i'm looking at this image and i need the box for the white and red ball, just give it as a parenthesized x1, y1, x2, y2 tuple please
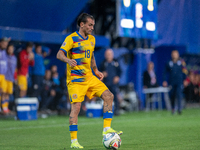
(103, 132, 122, 149)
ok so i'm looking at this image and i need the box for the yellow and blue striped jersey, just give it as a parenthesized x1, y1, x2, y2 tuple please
(59, 31, 95, 84)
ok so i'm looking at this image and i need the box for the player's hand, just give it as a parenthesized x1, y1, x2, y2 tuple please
(68, 59, 77, 67)
(50, 89, 56, 96)
(102, 71, 108, 77)
(95, 70, 104, 81)
(28, 52, 34, 60)
(162, 81, 168, 87)
(113, 76, 120, 84)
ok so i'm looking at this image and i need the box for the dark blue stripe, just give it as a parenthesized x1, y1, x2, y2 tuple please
(70, 95, 72, 102)
(59, 49, 66, 54)
(69, 125, 78, 131)
(72, 47, 83, 54)
(71, 78, 85, 82)
(1, 100, 8, 104)
(71, 70, 84, 76)
(74, 58, 84, 65)
(76, 31, 88, 40)
(103, 111, 113, 119)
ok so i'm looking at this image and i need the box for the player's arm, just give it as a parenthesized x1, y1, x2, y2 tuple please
(91, 52, 104, 80)
(56, 50, 77, 67)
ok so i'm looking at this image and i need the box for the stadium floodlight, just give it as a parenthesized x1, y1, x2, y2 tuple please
(146, 22, 156, 31)
(148, 0, 154, 11)
(123, 0, 131, 7)
(136, 19, 143, 28)
(120, 19, 134, 29)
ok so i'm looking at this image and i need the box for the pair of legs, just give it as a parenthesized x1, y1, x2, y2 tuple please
(68, 76, 122, 148)
(17, 75, 27, 98)
(31, 75, 44, 97)
(69, 90, 113, 124)
(170, 84, 182, 113)
(0, 90, 6, 112)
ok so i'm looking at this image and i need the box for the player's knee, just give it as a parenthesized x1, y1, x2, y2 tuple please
(71, 102, 81, 114)
(109, 92, 114, 101)
(102, 90, 114, 101)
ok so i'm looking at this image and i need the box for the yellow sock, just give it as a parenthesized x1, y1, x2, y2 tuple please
(70, 131, 77, 140)
(0, 96, 1, 110)
(2, 99, 8, 111)
(69, 124, 78, 141)
(103, 118, 112, 128)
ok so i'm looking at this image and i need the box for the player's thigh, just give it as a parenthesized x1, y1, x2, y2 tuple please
(6, 81, 13, 95)
(17, 75, 27, 91)
(86, 76, 108, 99)
(68, 82, 88, 103)
(0, 75, 7, 93)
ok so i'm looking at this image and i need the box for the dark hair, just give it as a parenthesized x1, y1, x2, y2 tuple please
(35, 44, 41, 49)
(7, 43, 14, 48)
(77, 13, 94, 27)
(26, 42, 34, 48)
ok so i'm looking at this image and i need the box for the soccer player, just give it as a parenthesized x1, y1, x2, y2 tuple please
(17, 42, 35, 97)
(0, 37, 9, 113)
(3, 44, 17, 113)
(56, 13, 123, 149)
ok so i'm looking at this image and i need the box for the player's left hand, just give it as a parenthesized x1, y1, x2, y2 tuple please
(113, 76, 120, 84)
(95, 70, 104, 81)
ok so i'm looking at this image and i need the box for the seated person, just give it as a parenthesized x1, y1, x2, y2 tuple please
(184, 71, 199, 102)
(143, 62, 159, 89)
(40, 70, 56, 111)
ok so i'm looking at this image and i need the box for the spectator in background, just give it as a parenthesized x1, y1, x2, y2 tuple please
(143, 61, 159, 109)
(40, 70, 56, 111)
(193, 73, 200, 102)
(100, 48, 121, 115)
(51, 65, 58, 75)
(184, 71, 200, 103)
(143, 61, 159, 89)
(50, 71, 63, 111)
(2, 44, 17, 114)
(163, 50, 188, 115)
(31, 44, 46, 98)
(17, 42, 35, 97)
(183, 71, 195, 102)
(59, 68, 70, 114)
(0, 37, 10, 114)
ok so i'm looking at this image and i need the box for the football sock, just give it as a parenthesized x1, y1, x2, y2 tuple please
(69, 124, 78, 142)
(2, 99, 9, 111)
(103, 111, 113, 130)
(0, 95, 1, 111)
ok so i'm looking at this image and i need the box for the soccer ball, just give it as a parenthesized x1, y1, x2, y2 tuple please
(103, 132, 122, 149)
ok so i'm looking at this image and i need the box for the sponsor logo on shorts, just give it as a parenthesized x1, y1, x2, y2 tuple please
(72, 94, 78, 99)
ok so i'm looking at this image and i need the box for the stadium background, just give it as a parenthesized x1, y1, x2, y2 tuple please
(1, 0, 200, 150)
(1, 0, 200, 108)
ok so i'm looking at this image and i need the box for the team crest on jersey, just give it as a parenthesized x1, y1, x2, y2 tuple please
(78, 43, 81, 47)
(91, 42, 94, 46)
(72, 94, 78, 99)
(62, 42, 66, 47)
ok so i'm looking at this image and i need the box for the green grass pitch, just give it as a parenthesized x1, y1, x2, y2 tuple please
(0, 108, 200, 150)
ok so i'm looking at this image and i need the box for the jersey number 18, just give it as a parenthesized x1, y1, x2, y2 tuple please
(85, 50, 90, 58)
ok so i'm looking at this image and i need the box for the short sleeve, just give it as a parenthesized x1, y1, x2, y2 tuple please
(59, 36, 73, 53)
(91, 36, 96, 52)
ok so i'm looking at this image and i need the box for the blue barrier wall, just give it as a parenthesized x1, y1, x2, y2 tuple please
(0, 0, 88, 31)
(156, 0, 200, 54)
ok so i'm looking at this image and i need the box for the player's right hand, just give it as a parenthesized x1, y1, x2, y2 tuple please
(68, 59, 77, 67)
(162, 81, 168, 87)
(28, 52, 34, 60)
